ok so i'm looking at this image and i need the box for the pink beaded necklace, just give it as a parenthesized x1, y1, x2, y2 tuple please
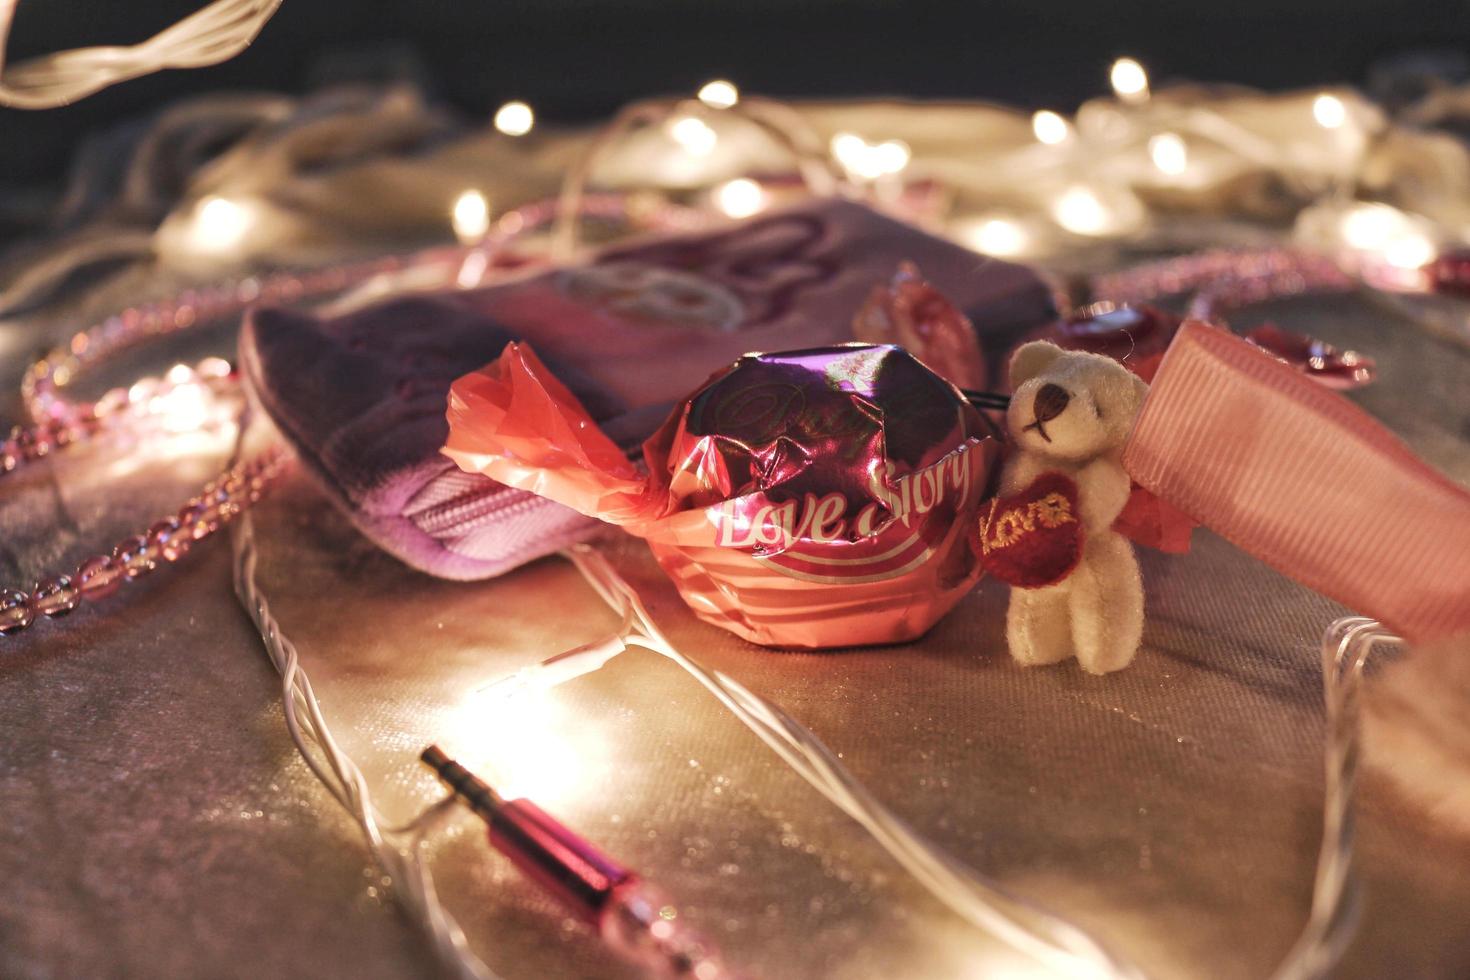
(0, 194, 698, 634)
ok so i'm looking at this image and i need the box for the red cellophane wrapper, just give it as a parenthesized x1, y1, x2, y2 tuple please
(445, 342, 1002, 648)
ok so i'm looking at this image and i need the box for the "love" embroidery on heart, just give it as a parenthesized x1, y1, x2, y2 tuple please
(977, 472, 1084, 589)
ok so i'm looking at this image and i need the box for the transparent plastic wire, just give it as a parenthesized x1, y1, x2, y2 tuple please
(520, 551, 1401, 980)
(0, 30, 1427, 969)
(228, 463, 1403, 980)
(562, 544, 1143, 980)
(230, 495, 500, 980)
(0, 0, 285, 109)
(1270, 617, 1401, 980)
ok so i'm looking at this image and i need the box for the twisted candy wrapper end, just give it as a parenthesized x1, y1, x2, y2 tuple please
(1125, 320, 1470, 646)
(444, 342, 668, 528)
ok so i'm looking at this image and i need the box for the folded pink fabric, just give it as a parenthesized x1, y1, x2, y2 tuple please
(1124, 321, 1470, 645)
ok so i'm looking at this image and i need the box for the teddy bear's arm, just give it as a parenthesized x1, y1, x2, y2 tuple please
(1074, 456, 1132, 534)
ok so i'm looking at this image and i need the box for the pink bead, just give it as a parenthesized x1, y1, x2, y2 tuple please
(0, 589, 33, 634)
(113, 535, 157, 579)
(1243, 323, 1377, 391)
(177, 502, 210, 540)
(148, 517, 189, 562)
(16, 428, 52, 460)
(76, 555, 124, 600)
(1054, 303, 1179, 366)
(0, 439, 21, 473)
(198, 486, 239, 527)
(206, 500, 239, 527)
(177, 501, 214, 541)
(31, 575, 79, 618)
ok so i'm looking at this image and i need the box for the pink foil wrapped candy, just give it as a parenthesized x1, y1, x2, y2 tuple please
(445, 342, 1003, 648)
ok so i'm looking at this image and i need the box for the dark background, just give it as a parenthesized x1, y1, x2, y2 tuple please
(1, 1, 1468, 188)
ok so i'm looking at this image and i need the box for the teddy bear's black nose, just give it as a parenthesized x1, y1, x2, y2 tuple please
(1032, 383, 1070, 422)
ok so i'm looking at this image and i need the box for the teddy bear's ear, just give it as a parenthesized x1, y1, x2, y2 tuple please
(1008, 341, 1066, 387)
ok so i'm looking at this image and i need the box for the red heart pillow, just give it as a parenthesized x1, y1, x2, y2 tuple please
(977, 472, 1083, 588)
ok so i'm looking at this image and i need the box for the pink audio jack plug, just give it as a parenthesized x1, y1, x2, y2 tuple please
(420, 746, 742, 979)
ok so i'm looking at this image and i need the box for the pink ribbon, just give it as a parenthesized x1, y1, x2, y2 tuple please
(1124, 321, 1470, 646)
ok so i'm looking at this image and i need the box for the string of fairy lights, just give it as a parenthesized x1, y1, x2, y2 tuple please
(0, 0, 284, 108)
(0, 7, 1446, 975)
(428, 61, 1447, 291)
(34, 48, 1444, 323)
(0, 0, 1458, 287)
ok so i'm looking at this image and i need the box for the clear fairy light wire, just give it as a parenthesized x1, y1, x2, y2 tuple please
(563, 544, 1141, 980)
(229, 481, 1397, 980)
(8, 184, 1400, 978)
(231, 501, 501, 980)
(0, 42, 1414, 969)
(0, 6, 1446, 967)
(0, 0, 284, 109)
(1271, 617, 1400, 980)
(227, 493, 1136, 978)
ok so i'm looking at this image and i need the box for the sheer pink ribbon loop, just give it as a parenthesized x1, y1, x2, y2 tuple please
(1124, 321, 1470, 646)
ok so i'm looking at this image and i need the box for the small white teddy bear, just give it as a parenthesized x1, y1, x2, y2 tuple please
(998, 341, 1150, 674)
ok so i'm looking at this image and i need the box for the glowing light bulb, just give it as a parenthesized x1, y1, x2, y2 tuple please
(1031, 109, 1070, 146)
(831, 132, 878, 179)
(154, 382, 214, 433)
(1340, 204, 1403, 251)
(830, 133, 910, 180)
(451, 189, 490, 243)
(831, 132, 866, 167)
(1148, 132, 1188, 176)
(1110, 57, 1149, 104)
(715, 177, 766, 218)
(697, 79, 739, 109)
(448, 684, 612, 810)
(1335, 203, 1436, 269)
(189, 196, 254, 253)
(668, 115, 718, 156)
(494, 101, 535, 137)
(1313, 93, 1347, 129)
(197, 357, 232, 381)
(1384, 233, 1435, 270)
(963, 217, 1030, 257)
(874, 139, 911, 174)
(1052, 186, 1112, 236)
